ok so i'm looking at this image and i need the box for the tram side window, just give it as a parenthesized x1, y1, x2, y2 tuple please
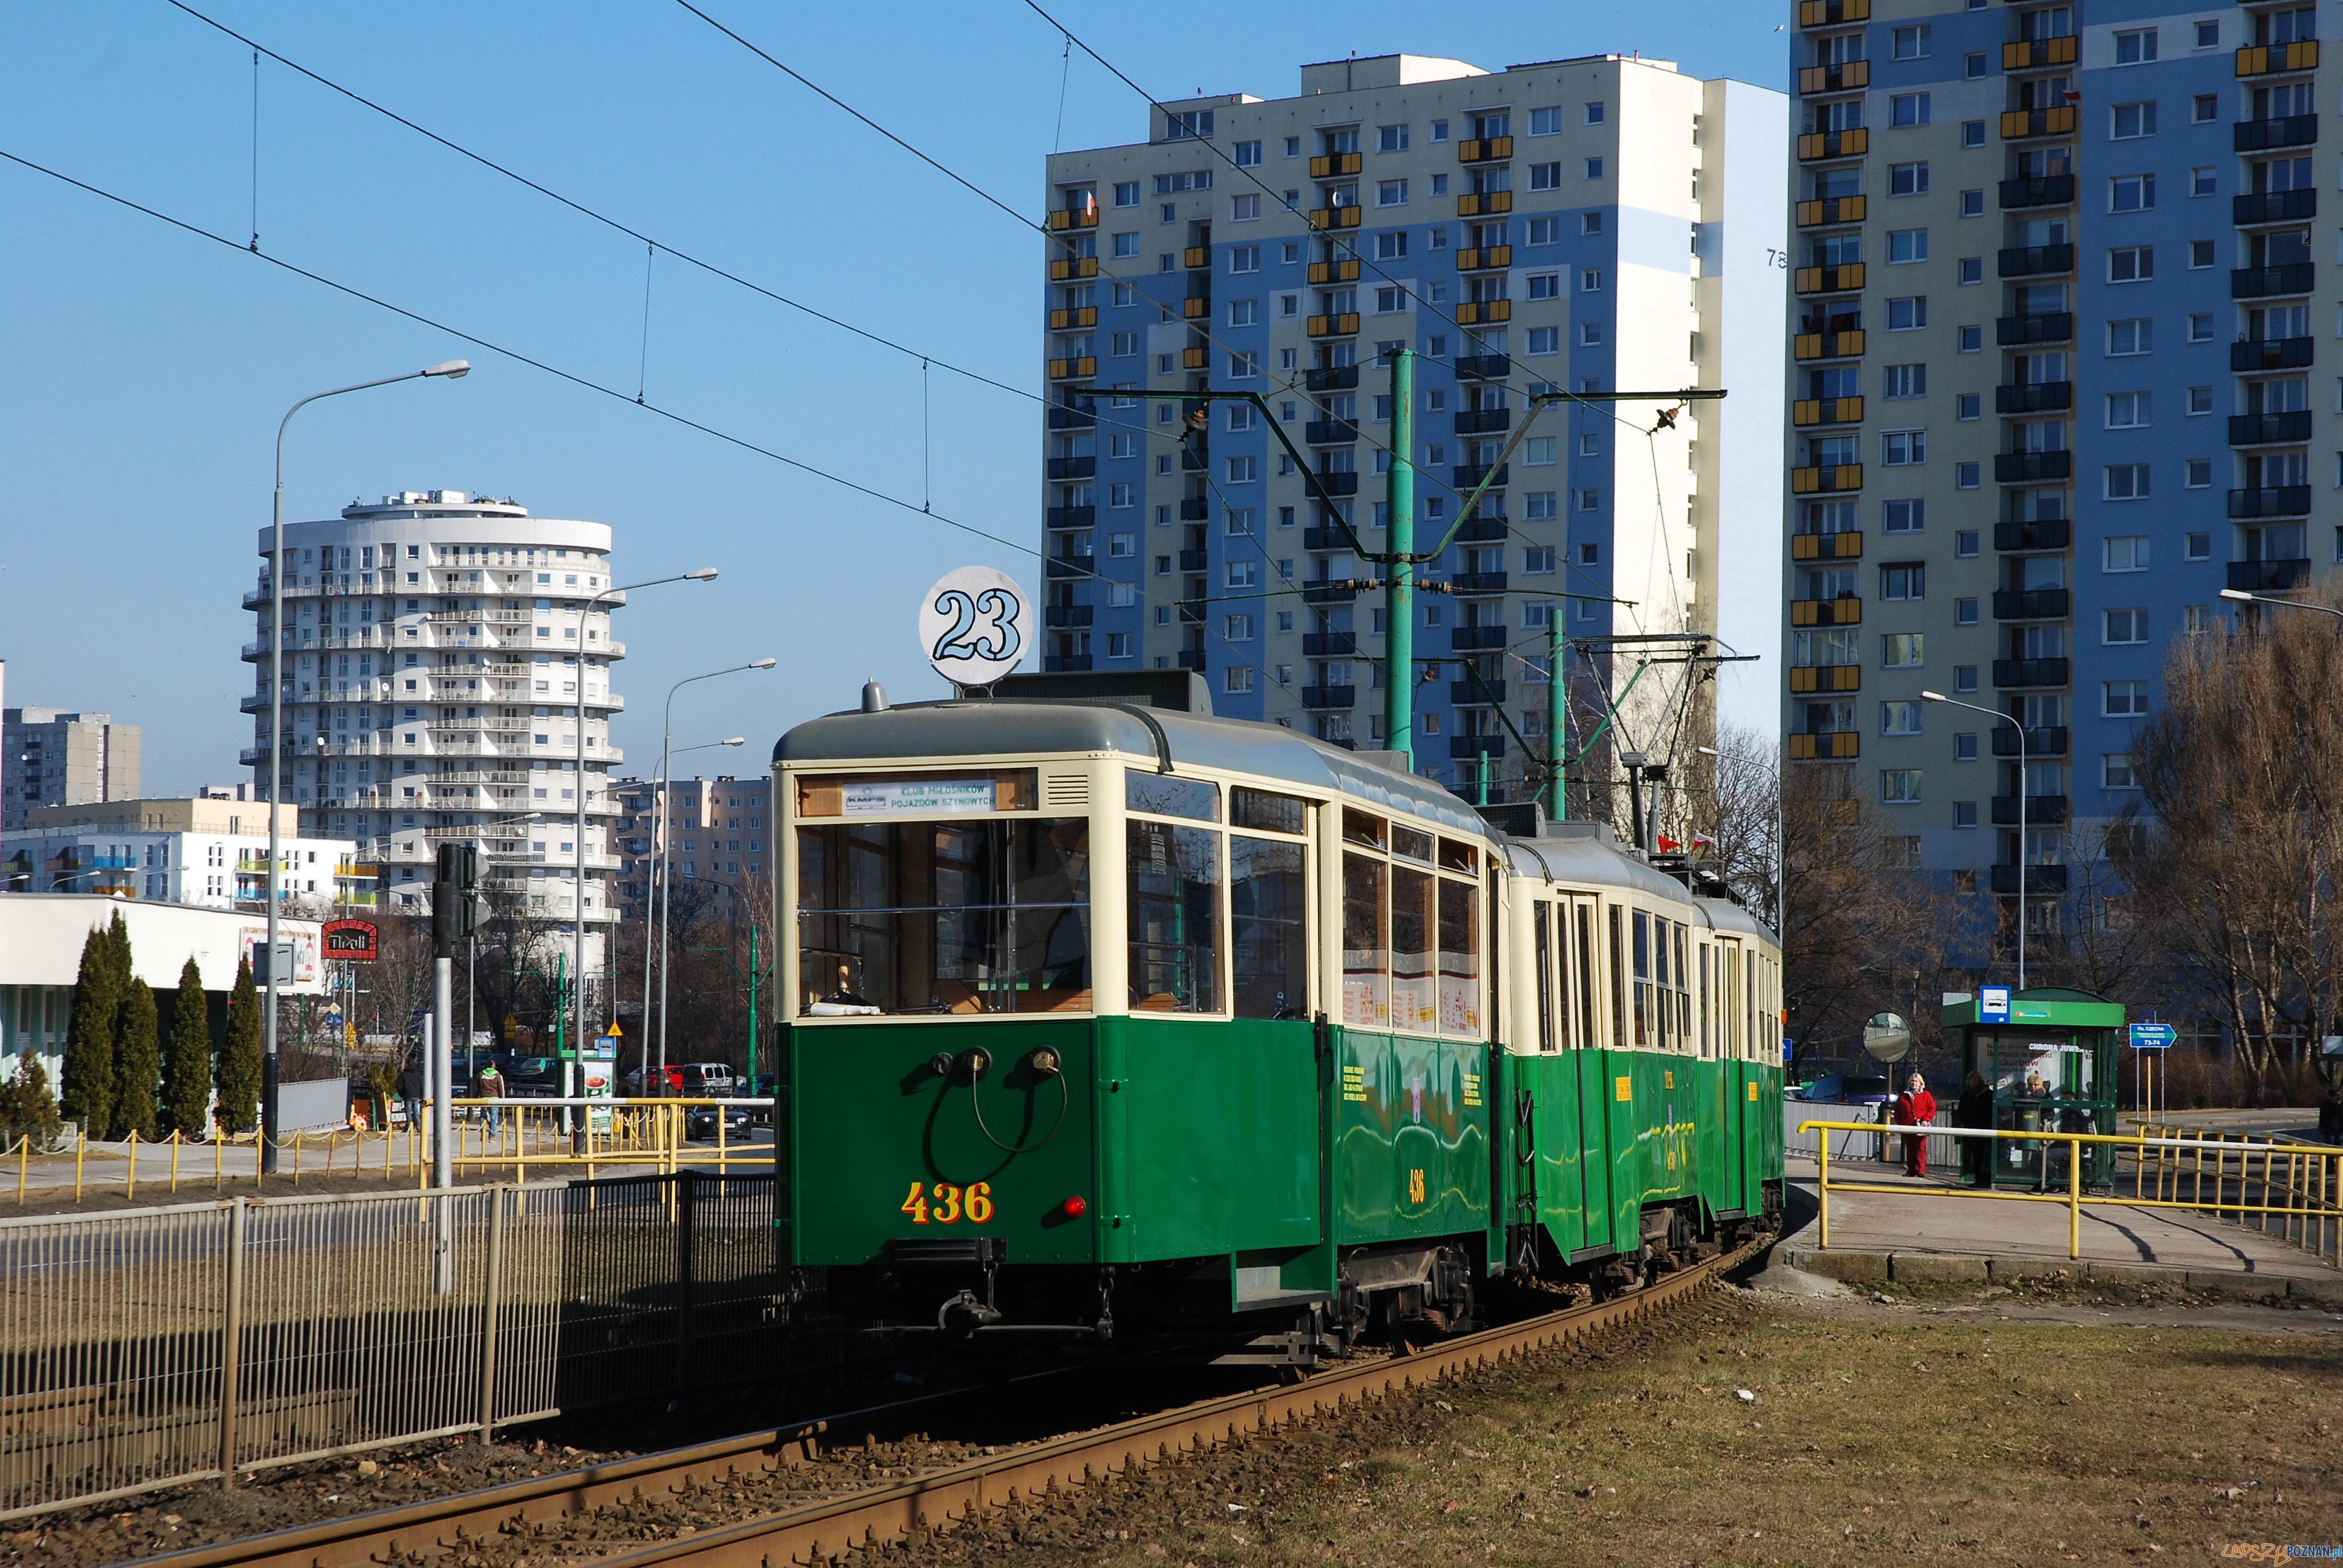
(1673, 924, 1692, 1050)
(1391, 864, 1436, 1031)
(1698, 944, 1711, 1059)
(797, 818, 1090, 1014)
(1534, 902, 1555, 1053)
(1437, 877, 1480, 1036)
(1631, 911, 1653, 1048)
(1575, 903, 1598, 1051)
(1342, 852, 1389, 1027)
(1231, 834, 1306, 1018)
(1607, 906, 1626, 1048)
(1127, 818, 1221, 1011)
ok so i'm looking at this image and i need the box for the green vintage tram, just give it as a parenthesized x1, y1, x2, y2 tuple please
(772, 684, 1783, 1355)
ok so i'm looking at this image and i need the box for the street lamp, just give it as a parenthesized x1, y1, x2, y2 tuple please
(2218, 586, 2343, 622)
(263, 359, 468, 1172)
(653, 668, 769, 1085)
(638, 736, 746, 1092)
(1921, 690, 2030, 990)
(567, 569, 718, 1114)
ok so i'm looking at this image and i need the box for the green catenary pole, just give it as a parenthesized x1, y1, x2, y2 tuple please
(1383, 348, 1415, 769)
(1547, 611, 1567, 818)
(746, 921, 759, 1094)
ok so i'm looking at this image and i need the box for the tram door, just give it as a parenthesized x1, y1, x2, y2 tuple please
(1571, 897, 1614, 1253)
(1714, 941, 1747, 1217)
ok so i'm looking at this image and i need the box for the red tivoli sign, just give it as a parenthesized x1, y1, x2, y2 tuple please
(322, 918, 379, 962)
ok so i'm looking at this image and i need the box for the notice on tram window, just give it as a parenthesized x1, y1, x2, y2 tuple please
(841, 777, 997, 817)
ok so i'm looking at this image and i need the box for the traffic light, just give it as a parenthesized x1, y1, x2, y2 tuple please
(433, 843, 480, 950)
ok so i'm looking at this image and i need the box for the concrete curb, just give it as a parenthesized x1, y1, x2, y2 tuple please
(1772, 1243, 2342, 1302)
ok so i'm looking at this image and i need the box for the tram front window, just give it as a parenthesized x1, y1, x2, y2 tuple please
(796, 818, 1091, 1014)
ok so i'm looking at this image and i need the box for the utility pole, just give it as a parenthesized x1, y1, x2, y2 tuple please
(1382, 348, 1415, 769)
(1546, 612, 1567, 818)
(430, 842, 476, 1296)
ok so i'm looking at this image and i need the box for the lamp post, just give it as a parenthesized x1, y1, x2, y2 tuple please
(1921, 690, 2028, 990)
(639, 735, 746, 1092)
(654, 666, 773, 1085)
(2218, 586, 2343, 623)
(567, 569, 717, 1119)
(264, 360, 469, 1172)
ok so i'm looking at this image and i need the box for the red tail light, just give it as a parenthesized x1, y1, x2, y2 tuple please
(1060, 1195, 1088, 1218)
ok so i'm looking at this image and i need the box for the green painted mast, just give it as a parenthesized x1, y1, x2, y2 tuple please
(1382, 348, 1416, 769)
(1547, 610, 1567, 817)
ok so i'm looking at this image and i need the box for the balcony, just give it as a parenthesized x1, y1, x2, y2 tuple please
(1305, 365, 1358, 392)
(1798, 0, 1869, 24)
(1178, 549, 1210, 572)
(2238, 41, 2320, 76)
(1993, 725, 2068, 757)
(1182, 296, 1210, 320)
(1302, 525, 1351, 549)
(1457, 136, 1513, 163)
(1995, 519, 2071, 551)
(1044, 456, 1096, 480)
(1455, 245, 1513, 271)
(1307, 259, 1361, 284)
(1996, 312, 2073, 345)
(1047, 306, 1097, 330)
(1301, 684, 1357, 710)
(1996, 381, 2073, 414)
(1044, 557, 1095, 580)
(1794, 195, 1866, 227)
(1048, 256, 1098, 281)
(1998, 174, 2077, 209)
(2002, 36, 2078, 71)
(1308, 206, 1365, 229)
(1797, 60, 1870, 94)
(1453, 463, 1509, 489)
(1788, 664, 1861, 693)
(2233, 336, 2315, 371)
(1044, 505, 1096, 529)
(1999, 106, 2077, 140)
(2233, 263, 2315, 299)
(1791, 463, 1863, 494)
(1047, 356, 1096, 381)
(1453, 407, 1512, 435)
(1314, 471, 1360, 497)
(1450, 680, 1506, 705)
(1993, 587, 2071, 620)
(1303, 631, 1357, 656)
(1796, 128, 1869, 161)
(1178, 599, 1205, 624)
(1302, 580, 1357, 604)
(1182, 345, 1209, 369)
(1993, 794, 2069, 828)
(1790, 595, 1863, 627)
(1455, 514, 1509, 542)
(1182, 246, 1211, 270)
(2228, 557, 2314, 590)
(1455, 299, 1512, 325)
(1993, 658, 2069, 688)
(1046, 206, 1099, 231)
(1454, 354, 1510, 381)
(1991, 863, 2068, 895)
(1994, 451, 2071, 483)
(1306, 419, 1360, 445)
(1177, 650, 1207, 672)
(1450, 626, 1508, 652)
(2235, 114, 2319, 152)
(1793, 329, 1866, 360)
(1456, 191, 1513, 217)
(1788, 731, 1860, 760)
(1794, 262, 1865, 293)
(1792, 396, 1864, 426)
(1307, 313, 1362, 337)
(1998, 243, 2075, 278)
(2235, 188, 2318, 225)
(1042, 655, 1094, 672)
(1308, 152, 1363, 178)
(2230, 410, 2313, 444)
(1182, 446, 1207, 471)
(1044, 605, 1095, 627)
(1450, 572, 1508, 595)
(2229, 486, 2313, 518)
(1791, 529, 1863, 560)
(1450, 735, 1506, 760)
(1046, 405, 1095, 430)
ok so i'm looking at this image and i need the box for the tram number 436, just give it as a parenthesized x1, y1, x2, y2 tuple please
(1406, 1168, 1426, 1205)
(902, 1180, 995, 1225)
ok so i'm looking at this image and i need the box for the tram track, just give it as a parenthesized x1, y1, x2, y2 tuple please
(125, 1234, 1765, 1568)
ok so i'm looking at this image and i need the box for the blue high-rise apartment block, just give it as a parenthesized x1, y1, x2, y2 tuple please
(1045, 53, 1786, 801)
(1785, 0, 2312, 938)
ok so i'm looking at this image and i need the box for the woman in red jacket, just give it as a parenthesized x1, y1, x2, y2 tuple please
(1897, 1072, 1939, 1175)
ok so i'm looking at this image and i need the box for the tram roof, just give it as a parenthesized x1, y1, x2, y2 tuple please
(1494, 831, 1697, 905)
(773, 699, 1490, 835)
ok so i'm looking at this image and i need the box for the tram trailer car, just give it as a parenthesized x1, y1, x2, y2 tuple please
(772, 688, 1783, 1356)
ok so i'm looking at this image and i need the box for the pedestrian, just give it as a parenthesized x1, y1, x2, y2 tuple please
(1898, 1071, 1939, 1177)
(477, 1059, 505, 1139)
(2319, 1083, 2343, 1146)
(396, 1059, 424, 1131)
(1956, 1069, 1995, 1187)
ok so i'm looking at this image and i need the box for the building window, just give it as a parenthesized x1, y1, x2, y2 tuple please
(2105, 608, 2149, 644)
(1881, 701, 1923, 736)
(1529, 162, 1562, 191)
(1890, 93, 1930, 127)
(2104, 463, 2150, 500)
(1377, 179, 1409, 206)
(1579, 321, 1603, 345)
(1883, 498, 1923, 532)
(1890, 24, 1930, 59)
(1224, 665, 1254, 694)
(2103, 536, 2150, 572)
(1956, 393, 1981, 420)
(1954, 664, 1978, 693)
(1581, 211, 1603, 235)
(2107, 319, 2152, 356)
(1375, 231, 1407, 260)
(1881, 563, 1925, 600)
(1230, 245, 1260, 273)
(1234, 140, 1262, 166)
(1957, 325, 1982, 352)
(2192, 95, 2218, 124)
(1527, 327, 1560, 355)
(1883, 363, 1925, 399)
(2108, 246, 2152, 283)
(2109, 174, 2155, 213)
(1955, 529, 1979, 557)
(1584, 101, 1605, 125)
(1882, 430, 1925, 466)
(2106, 391, 2150, 428)
(1378, 124, 1409, 152)
(1959, 189, 1984, 218)
(2103, 680, 2149, 717)
(1958, 257, 1982, 285)
(1231, 194, 1260, 221)
(1961, 119, 1985, 148)
(1576, 491, 1601, 514)
(1887, 229, 1927, 264)
(1530, 107, 1562, 136)
(1113, 181, 1139, 207)
(2103, 754, 2137, 789)
(1525, 491, 1557, 520)
(1883, 633, 1924, 668)
(1955, 597, 1978, 626)
(1888, 162, 1930, 197)
(1880, 769, 1922, 804)
(2113, 27, 2158, 64)
(2185, 531, 2211, 560)
(2111, 102, 2157, 140)
(2186, 313, 2214, 342)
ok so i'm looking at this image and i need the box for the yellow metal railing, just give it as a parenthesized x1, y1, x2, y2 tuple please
(1798, 1118, 2343, 1263)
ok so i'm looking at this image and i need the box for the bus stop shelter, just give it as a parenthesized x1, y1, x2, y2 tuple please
(1942, 988, 2125, 1192)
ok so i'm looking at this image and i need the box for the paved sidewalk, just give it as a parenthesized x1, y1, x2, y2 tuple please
(1772, 1170, 2343, 1304)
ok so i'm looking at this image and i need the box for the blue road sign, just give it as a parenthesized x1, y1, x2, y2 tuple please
(1979, 985, 2011, 1024)
(2129, 1023, 2177, 1050)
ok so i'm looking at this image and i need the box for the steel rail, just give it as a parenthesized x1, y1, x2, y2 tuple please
(129, 1233, 1763, 1568)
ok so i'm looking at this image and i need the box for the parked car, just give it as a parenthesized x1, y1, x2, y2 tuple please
(678, 1062, 738, 1098)
(503, 1056, 563, 1097)
(685, 1100, 756, 1142)
(624, 1065, 684, 1096)
(1793, 1073, 1892, 1106)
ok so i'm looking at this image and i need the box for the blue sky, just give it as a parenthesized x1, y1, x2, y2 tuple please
(0, 1, 1786, 793)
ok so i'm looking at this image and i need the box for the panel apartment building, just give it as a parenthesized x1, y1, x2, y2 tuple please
(1043, 53, 1786, 800)
(1786, 0, 2318, 934)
